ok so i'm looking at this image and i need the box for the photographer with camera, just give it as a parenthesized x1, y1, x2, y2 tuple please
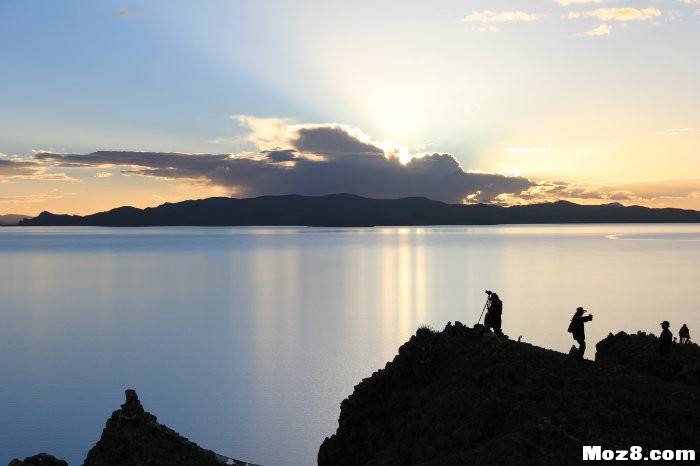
(483, 290, 504, 338)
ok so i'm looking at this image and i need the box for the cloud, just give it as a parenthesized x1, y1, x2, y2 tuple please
(657, 127, 700, 136)
(33, 120, 536, 204)
(567, 8, 661, 21)
(231, 115, 295, 148)
(462, 11, 543, 31)
(0, 194, 64, 203)
(496, 178, 700, 206)
(295, 126, 380, 157)
(578, 23, 613, 36)
(95, 172, 113, 178)
(614, 179, 700, 200)
(0, 156, 42, 177)
(0, 154, 73, 180)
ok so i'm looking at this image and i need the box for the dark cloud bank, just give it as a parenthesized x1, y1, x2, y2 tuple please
(0, 157, 44, 177)
(35, 125, 534, 204)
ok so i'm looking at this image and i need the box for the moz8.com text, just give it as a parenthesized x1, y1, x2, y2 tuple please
(583, 446, 696, 462)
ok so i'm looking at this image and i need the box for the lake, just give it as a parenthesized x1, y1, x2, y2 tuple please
(1, 224, 699, 466)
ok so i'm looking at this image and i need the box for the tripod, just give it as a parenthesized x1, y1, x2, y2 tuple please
(477, 295, 490, 325)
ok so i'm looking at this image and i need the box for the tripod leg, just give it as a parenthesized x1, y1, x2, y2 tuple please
(476, 299, 488, 325)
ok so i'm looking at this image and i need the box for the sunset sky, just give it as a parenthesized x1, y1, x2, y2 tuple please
(1, 0, 699, 216)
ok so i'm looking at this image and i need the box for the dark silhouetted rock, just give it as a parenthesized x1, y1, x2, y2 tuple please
(595, 330, 700, 385)
(318, 323, 700, 465)
(81, 389, 222, 466)
(8, 454, 67, 466)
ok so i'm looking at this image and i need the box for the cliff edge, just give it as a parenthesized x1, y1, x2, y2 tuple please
(318, 323, 700, 465)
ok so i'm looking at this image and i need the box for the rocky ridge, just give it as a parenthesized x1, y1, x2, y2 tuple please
(318, 323, 700, 465)
(596, 330, 700, 386)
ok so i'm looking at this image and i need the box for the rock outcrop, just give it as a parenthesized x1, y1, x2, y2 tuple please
(8, 454, 68, 466)
(595, 330, 700, 386)
(81, 389, 223, 466)
(318, 323, 700, 465)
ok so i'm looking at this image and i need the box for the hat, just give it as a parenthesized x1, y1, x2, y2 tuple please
(576, 306, 585, 312)
(661, 321, 670, 328)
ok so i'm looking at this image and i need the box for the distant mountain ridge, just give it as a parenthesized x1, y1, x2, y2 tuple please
(0, 214, 31, 225)
(17, 193, 700, 227)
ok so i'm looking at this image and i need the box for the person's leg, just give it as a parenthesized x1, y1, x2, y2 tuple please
(576, 338, 586, 360)
(495, 317, 503, 337)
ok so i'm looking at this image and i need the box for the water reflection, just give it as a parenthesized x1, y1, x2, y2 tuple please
(380, 230, 428, 352)
(1, 225, 700, 466)
(250, 246, 301, 386)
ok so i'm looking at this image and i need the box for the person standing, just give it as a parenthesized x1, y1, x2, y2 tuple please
(679, 324, 690, 344)
(568, 307, 593, 360)
(659, 321, 673, 354)
(484, 292, 503, 337)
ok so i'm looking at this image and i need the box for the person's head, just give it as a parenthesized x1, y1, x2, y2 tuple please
(575, 306, 585, 316)
(661, 321, 670, 329)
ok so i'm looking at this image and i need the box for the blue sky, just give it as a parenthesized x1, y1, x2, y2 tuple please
(1, 0, 699, 215)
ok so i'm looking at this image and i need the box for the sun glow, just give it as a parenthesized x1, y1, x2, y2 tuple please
(380, 138, 412, 165)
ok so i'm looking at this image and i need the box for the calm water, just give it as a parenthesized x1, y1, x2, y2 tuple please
(1, 225, 699, 465)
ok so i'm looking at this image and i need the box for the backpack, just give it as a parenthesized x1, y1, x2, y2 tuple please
(567, 320, 574, 333)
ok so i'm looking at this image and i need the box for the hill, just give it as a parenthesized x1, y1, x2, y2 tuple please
(318, 323, 700, 465)
(0, 214, 30, 225)
(18, 194, 700, 227)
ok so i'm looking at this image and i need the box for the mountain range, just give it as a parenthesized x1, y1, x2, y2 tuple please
(16, 194, 700, 227)
(0, 214, 31, 226)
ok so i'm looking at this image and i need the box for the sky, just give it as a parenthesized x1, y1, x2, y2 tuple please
(1, 0, 699, 216)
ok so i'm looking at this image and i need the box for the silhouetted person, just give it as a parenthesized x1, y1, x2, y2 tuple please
(568, 307, 593, 360)
(484, 292, 503, 338)
(659, 321, 672, 354)
(679, 324, 690, 344)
